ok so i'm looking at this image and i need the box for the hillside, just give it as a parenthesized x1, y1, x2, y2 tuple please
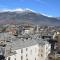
(0, 9, 60, 26)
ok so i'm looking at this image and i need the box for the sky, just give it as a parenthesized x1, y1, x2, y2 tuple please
(0, 0, 60, 17)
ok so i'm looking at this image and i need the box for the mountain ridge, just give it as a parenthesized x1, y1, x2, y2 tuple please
(0, 8, 60, 26)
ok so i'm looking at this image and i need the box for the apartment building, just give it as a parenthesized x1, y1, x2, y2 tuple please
(0, 35, 51, 60)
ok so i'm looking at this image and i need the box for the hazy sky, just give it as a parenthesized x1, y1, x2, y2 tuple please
(0, 0, 60, 16)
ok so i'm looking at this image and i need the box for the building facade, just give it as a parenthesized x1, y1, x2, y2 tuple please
(5, 37, 51, 60)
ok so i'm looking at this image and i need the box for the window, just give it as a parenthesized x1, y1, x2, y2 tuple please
(15, 58, 16, 60)
(8, 57, 10, 60)
(35, 58, 36, 60)
(41, 54, 43, 57)
(35, 48, 37, 52)
(21, 56, 23, 60)
(46, 47, 48, 49)
(21, 49, 23, 53)
(26, 48, 28, 51)
(38, 54, 39, 56)
(26, 58, 28, 60)
(39, 49, 40, 52)
(26, 54, 27, 57)
(30, 50, 32, 54)
(41, 49, 43, 52)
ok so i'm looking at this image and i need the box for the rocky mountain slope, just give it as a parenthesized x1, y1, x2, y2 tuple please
(0, 9, 60, 26)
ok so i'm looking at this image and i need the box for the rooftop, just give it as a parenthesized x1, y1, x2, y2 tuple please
(0, 34, 50, 57)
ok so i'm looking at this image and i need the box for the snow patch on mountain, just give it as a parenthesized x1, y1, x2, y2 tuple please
(0, 8, 34, 12)
(0, 8, 54, 17)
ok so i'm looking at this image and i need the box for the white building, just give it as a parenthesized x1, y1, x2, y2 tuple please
(22, 28, 34, 35)
(0, 35, 51, 60)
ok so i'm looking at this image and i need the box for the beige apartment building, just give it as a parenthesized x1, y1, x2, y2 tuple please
(1, 36, 51, 60)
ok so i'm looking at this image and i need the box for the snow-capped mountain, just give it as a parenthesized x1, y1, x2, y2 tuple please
(0, 8, 60, 26)
(0, 8, 34, 13)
